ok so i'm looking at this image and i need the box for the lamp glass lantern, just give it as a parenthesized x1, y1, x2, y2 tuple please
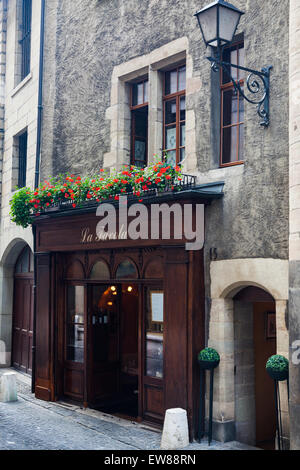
(194, 0, 244, 49)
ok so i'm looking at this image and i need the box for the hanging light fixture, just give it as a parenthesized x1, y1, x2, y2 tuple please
(194, 0, 244, 49)
(194, 1, 272, 127)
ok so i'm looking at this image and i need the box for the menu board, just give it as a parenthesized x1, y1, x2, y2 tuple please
(151, 292, 164, 323)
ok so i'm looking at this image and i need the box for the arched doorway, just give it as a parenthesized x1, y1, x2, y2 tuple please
(233, 286, 276, 449)
(12, 246, 34, 375)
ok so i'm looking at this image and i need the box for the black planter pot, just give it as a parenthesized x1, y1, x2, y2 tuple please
(198, 359, 220, 370)
(266, 368, 288, 382)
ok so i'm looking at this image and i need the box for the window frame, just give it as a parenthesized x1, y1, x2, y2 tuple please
(130, 79, 149, 167)
(19, 0, 32, 81)
(18, 130, 28, 188)
(163, 65, 186, 166)
(220, 40, 244, 168)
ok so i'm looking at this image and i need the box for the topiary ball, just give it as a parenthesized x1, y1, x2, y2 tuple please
(266, 355, 289, 381)
(198, 348, 220, 370)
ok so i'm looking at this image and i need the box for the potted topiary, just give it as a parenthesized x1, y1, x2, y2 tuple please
(266, 355, 289, 381)
(198, 347, 220, 370)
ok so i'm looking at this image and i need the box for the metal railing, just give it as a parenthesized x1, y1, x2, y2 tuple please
(44, 173, 197, 213)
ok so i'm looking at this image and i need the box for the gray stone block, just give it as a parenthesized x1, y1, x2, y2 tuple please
(207, 419, 236, 443)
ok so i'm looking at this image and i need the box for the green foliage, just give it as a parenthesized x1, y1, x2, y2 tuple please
(198, 347, 220, 363)
(266, 355, 289, 373)
(9, 159, 183, 228)
(10, 187, 33, 228)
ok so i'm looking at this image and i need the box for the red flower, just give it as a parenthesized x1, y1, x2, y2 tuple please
(86, 193, 92, 199)
(114, 195, 119, 200)
(166, 175, 172, 180)
(72, 203, 76, 208)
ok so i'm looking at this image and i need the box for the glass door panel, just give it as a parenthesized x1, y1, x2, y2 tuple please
(66, 285, 85, 363)
(143, 286, 165, 423)
(145, 289, 164, 379)
(88, 284, 120, 406)
(64, 284, 85, 401)
(90, 285, 119, 364)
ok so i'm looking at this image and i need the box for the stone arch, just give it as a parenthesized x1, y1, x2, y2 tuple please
(208, 259, 289, 447)
(0, 237, 33, 368)
(0, 237, 31, 267)
(210, 259, 288, 302)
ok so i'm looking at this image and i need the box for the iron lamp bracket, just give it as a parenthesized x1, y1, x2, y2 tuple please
(207, 56, 272, 127)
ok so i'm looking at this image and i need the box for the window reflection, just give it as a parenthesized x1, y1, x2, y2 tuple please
(116, 260, 138, 279)
(221, 42, 244, 165)
(163, 65, 186, 165)
(145, 288, 164, 379)
(66, 285, 85, 363)
(90, 285, 118, 363)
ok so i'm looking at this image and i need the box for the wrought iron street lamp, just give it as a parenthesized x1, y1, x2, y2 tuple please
(194, 0, 272, 127)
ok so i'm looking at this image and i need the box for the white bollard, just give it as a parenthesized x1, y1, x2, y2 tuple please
(0, 372, 18, 402)
(161, 408, 189, 450)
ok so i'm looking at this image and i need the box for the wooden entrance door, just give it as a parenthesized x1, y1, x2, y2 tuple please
(12, 247, 34, 375)
(254, 301, 277, 449)
(87, 283, 165, 423)
(87, 284, 121, 407)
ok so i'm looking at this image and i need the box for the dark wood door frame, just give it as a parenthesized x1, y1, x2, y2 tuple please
(12, 273, 34, 375)
(60, 279, 165, 424)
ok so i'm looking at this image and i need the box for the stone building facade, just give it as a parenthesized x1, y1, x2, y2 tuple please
(289, 0, 300, 451)
(0, 0, 43, 371)
(0, 0, 297, 450)
(39, 0, 290, 447)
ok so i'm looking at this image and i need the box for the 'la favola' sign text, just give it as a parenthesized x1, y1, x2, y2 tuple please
(79, 197, 204, 250)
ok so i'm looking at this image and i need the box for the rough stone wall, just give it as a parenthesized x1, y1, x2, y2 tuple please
(289, 0, 300, 451)
(234, 302, 255, 446)
(0, 0, 7, 214)
(0, 0, 41, 247)
(41, 0, 289, 265)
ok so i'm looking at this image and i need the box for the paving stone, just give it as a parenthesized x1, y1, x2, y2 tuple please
(0, 369, 258, 450)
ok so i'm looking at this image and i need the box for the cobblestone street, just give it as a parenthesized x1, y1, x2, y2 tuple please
(0, 370, 258, 451)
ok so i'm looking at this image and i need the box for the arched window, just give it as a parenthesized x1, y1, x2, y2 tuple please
(115, 259, 138, 279)
(15, 246, 33, 274)
(89, 260, 110, 280)
(65, 260, 85, 279)
(144, 259, 164, 279)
